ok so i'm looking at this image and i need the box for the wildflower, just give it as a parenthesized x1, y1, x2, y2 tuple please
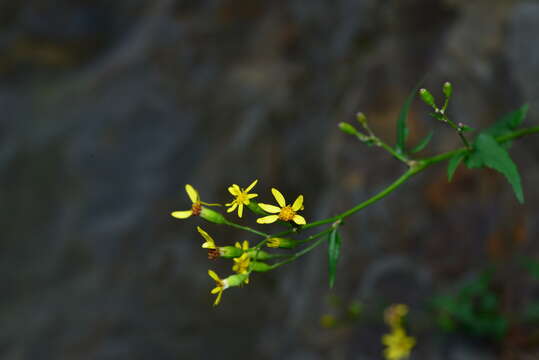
(232, 253, 251, 283)
(171, 184, 219, 219)
(208, 270, 227, 306)
(226, 180, 258, 218)
(382, 328, 415, 360)
(257, 188, 306, 225)
(197, 227, 242, 259)
(208, 270, 249, 306)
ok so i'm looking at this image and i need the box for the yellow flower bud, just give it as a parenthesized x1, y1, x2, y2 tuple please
(267, 237, 296, 249)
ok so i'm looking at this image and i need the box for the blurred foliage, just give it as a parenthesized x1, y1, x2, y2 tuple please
(432, 270, 507, 340)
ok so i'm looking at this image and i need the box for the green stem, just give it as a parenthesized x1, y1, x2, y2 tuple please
(269, 229, 333, 269)
(224, 220, 269, 237)
(495, 126, 539, 143)
(241, 125, 539, 270)
(376, 138, 411, 165)
(270, 125, 539, 239)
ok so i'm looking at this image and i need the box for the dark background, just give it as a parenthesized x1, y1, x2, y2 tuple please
(1, 0, 539, 359)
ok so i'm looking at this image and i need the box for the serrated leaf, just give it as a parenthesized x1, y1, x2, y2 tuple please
(447, 152, 465, 181)
(328, 228, 342, 288)
(410, 131, 433, 153)
(466, 134, 524, 203)
(395, 83, 422, 155)
(485, 104, 529, 138)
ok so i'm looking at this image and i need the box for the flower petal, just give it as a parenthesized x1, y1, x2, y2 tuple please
(208, 269, 220, 282)
(185, 184, 199, 203)
(292, 214, 306, 225)
(171, 210, 192, 219)
(245, 179, 258, 192)
(197, 226, 213, 241)
(228, 184, 240, 196)
(257, 215, 279, 224)
(226, 203, 238, 213)
(211, 286, 221, 294)
(238, 203, 244, 218)
(247, 193, 258, 199)
(292, 195, 304, 211)
(258, 203, 281, 213)
(213, 289, 223, 306)
(242, 240, 249, 250)
(271, 188, 286, 207)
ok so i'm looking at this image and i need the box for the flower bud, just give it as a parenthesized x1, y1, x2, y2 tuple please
(219, 246, 243, 258)
(223, 273, 249, 288)
(250, 261, 273, 272)
(200, 207, 227, 225)
(419, 88, 435, 108)
(443, 81, 452, 99)
(266, 237, 297, 249)
(338, 122, 358, 136)
(356, 112, 368, 127)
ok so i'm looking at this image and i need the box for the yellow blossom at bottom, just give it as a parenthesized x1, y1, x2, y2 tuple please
(382, 328, 415, 360)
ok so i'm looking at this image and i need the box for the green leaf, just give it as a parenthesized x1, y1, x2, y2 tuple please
(485, 104, 529, 138)
(410, 131, 433, 153)
(395, 83, 421, 155)
(465, 134, 524, 203)
(447, 152, 465, 181)
(327, 228, 342, 288)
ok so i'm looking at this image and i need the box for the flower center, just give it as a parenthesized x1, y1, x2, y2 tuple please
(207, 249, 220, 260)
(279, 206, 296, 222)
(192, 202, 202, 216)
(236, 191, 249, 204)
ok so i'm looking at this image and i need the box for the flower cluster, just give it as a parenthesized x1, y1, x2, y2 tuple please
(171, 181, 307, 305)
(382, 304, 416, 360)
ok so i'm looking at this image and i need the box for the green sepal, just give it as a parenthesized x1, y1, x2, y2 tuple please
(200, 208, 227, 224)
(219, 246, 243, 258)
(224, 273, 249, 287)
(246, 201, 267, 216)
(246, 249, 273, 261)
(250, 261, 272, 272)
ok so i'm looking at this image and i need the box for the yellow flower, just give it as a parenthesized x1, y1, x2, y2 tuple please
(207, 270, 249, 306)
(232, 253, 250, 277)
(256, 188, 306, 225)
(171, 184, 219, 219)
(382, 328, 415, 360)
(226, 180, 258, 218)
(198, 226, 216, 249)
(232, 240, 251, 284)
(208, 270, 227, 306)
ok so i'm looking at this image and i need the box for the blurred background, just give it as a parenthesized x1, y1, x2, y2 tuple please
(1, 0, 539, 359)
